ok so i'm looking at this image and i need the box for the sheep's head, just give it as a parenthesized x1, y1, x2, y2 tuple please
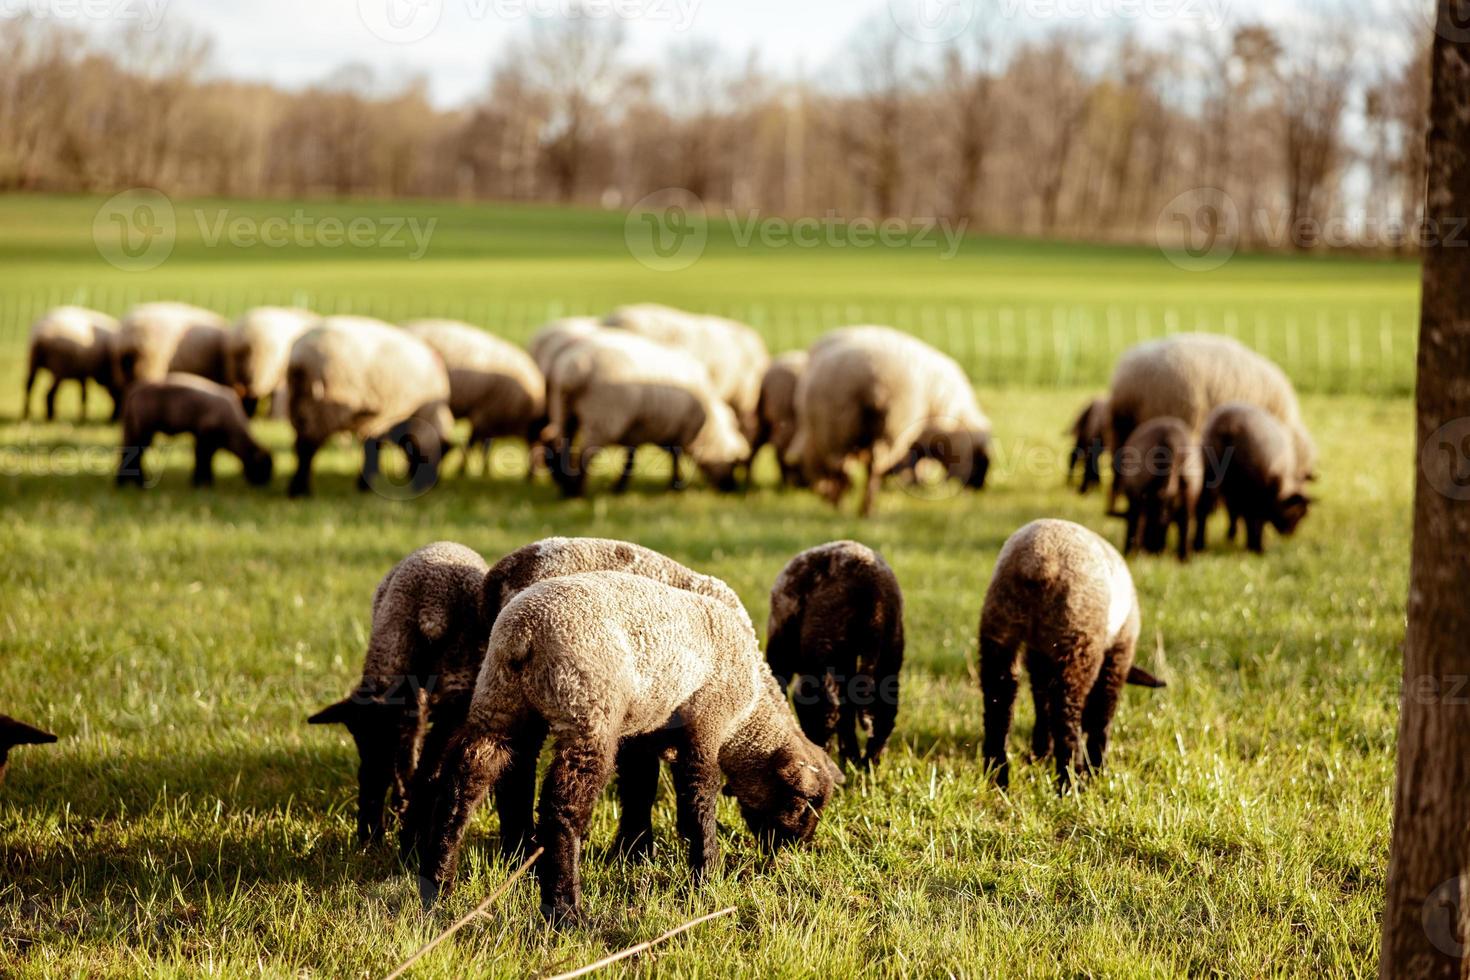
(0, 716, 57, 784)
(962, 430, 992, 490)
(729, 737, 842, 849)
(308, 696, 401, 766)
(244, 448, 274, 487)
(1272, 492, 1312, 536)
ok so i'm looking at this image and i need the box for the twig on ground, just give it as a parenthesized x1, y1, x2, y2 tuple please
(543, 906, 737, 980)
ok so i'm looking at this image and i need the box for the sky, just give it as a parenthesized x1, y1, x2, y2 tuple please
(51, 0, 1415, 108)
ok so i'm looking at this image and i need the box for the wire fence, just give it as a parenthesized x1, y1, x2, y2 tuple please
(0, 286, 1417, 398)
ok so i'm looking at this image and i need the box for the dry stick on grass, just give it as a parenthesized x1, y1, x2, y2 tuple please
(543, 906, 738, 980)
(384, 847, 544, 980)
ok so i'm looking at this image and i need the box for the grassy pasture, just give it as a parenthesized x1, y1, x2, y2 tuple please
(0, 194, 1415, 977)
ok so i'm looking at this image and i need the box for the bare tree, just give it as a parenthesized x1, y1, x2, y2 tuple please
(1277, 28, 1354, 248)
(1380, 3, 1470, 975)
(836, 22, 911, 217)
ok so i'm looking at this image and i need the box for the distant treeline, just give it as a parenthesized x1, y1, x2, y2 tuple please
(0, 9, 1429, 249)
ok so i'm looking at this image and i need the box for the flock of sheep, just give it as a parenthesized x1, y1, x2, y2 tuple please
(7, 301, 1322, 923)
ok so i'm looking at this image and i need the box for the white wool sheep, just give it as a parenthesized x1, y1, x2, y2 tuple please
(543, 329, 750, 495)
(113, 302, 229, 389)
(753, 351, 809, 485)
(285, 316, 453, 497)
(403, 319, 547, 476)
(415, 570, 841, 920)
(23, 306, 120, 422)
(225, 307, 318, 417)
(789, 326, 992, 516)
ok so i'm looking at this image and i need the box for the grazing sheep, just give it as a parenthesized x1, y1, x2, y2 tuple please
(604, 304, 770, 442)
(416, 571, 841, 921)
(116, 374, 273, 488)
(113, 302, 230, 390)
(527, 317, 601, 378)
(404, 319, 547, 477)
(0, 716, 56, 784)
(980, 519, 1163, 791)
(790, 326, 991, 516)
(543, 330, 749, 496)
(308, 542, 489, 844)
(1106, 334, 1316, 498)
(752, 351, 809, 486)
(1193, 402, 1313, 554)
(1068, 396, 1109, 494)
(1113, 417, 1203, 561)
(285, 316, 453, 497)
(23, 306, 121, 423)
(767, 541, 904, 766)
(225, 307, 318, 417)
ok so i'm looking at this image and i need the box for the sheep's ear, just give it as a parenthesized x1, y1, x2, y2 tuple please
(0, 717, 58, 749)
(721, 782, 738, 798)
(307, 699, 359, 726)
(1125, 666, 1166, 689)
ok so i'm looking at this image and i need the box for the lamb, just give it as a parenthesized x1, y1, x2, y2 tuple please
(789, 326, 991, 516)
(766, 541, 904, 766)
(1112, 417, 1203, 561)
(1067, 396, 1109, 494)
(224, 307, 318, 417)
(285, 316, 454, 497)
(403, 319, 547, 477)
(752, 351, 809, 486)
(1106, 334, 1316, 497)
(116, 374, 274, 488)
(604, 304, 770, 442)
(0, 716, 57, 784)
(979, 519, 1163, 791)
(1193, 402, 1312, 554)
(415, 571, 841, 922)
(308, 542, 490, 844)
(113, 302, 230, 390)
(23, 306, 121, 422)
(543, 329, 750, 495)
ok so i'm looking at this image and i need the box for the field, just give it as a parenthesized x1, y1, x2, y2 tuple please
(0, 194, 1417, 977)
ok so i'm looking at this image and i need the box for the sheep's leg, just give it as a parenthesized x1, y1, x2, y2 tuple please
(108, 389, 123, 422)
(288, 437, 319, 498)
(21, 361, 37, 420)
(390, 687, 429, 824)
(668, 447, 685, 491)
(117, 428, 154, 487)
(1174, 505, 1191, 562)
(536, 735, 616, 923)
(398, 695, 470, 864)
(1192, 488, 1214, 552)
(44, 379, 60, 422)
(1245, 517, 1265, 554)
(613, 446, 637, 493)
(191, 434, 219, 487)
(78, 380, 89, 423)
(671, 738, 722, 879)
(1025, 650, 1053, 762)
(1226, 505, 1241, 543)
(1122, 503, 1141, 556)
(980, 634, 1020, 788)
(859, 448, 880, 517)
(494, 714, 548, 860)
(613, 736, 661, 860)
(1048, 660, 1091, 794)
(837, 699, 863, 768)
(240, 396, 259, 418)
(794, 670, 841, 753)
(356, 444, 375, 493)
(417, 724, 517, 910)
(1083, 642, 1133, 774)
(864, 669, 900, 766)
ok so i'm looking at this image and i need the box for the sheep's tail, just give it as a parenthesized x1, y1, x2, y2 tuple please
(486, 601, 538, 675)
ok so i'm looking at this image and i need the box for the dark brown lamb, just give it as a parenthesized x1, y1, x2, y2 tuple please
(116, 374, 273, 488)
(0, 715, 57, 783)
(1193, 402, 1312, 554)
(766, 541, 904, 766)
(1113, 416, 1203, 562)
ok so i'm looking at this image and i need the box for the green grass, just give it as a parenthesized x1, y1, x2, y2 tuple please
(0, 194, 1411, 976)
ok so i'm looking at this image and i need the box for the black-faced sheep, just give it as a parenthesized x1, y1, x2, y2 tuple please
(284, 316, 453, 497)
(23, 306, 121, 423)
(403, 319, 547, 477)
(790, 326, 991, 516)
(980, 519, 1163, 791)
(1193, 402, 1313, 554)
(527, 317, 601, 379)
(543, 329, 749, 496)
(113, 302, 230, 391)
(116, 374, 274, 488)
(415, 571, 840, 922)
(752, 351, 809, 486)
(1113, 417, 1203, 562)
(309, 541, 489, 844)
(1106, 334, 1316, 504)
(0, 715, 57, 784)
(1068, 396, 1109, 494)
(767, 541, 904, 766)
(225, 307, 318, 417)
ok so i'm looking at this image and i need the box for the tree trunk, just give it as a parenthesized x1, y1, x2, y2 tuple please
(1380, 8, 1470, 977)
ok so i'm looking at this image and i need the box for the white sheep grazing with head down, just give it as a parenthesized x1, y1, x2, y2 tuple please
(543, 329, 750, 496)
(225, 307, 318, 417)
(789, 326, 992, 516)
(285, 316, 454, 497)
(1106, 333, 1316, 490)
(113, 302, 230, 390)
(604, 303, 770, 443)
(24, 306, 121, 422)
(403, 319, 547, 477)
